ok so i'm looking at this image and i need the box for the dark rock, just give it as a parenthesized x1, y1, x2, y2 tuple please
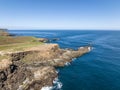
(0, 71, 7, 81)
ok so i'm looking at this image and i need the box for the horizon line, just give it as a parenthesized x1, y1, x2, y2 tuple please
(8, 29, 120, 31)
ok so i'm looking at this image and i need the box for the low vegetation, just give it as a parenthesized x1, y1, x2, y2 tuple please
(0, 36, 38, 45)
(0, 34, 43, 60)
(0, 37, 43, 51)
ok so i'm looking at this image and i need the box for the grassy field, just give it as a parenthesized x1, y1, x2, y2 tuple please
(0, 31, 45, 64)
(0, 36, 43, 51)
(0, 36, 38, 45)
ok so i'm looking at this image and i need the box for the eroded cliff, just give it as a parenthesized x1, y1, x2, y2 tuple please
(0, 43, 91, 90)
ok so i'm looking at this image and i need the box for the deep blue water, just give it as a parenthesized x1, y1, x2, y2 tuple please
(9, 30, 120, 90)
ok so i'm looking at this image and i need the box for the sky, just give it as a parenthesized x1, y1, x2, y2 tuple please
(0, 0, 120, 30)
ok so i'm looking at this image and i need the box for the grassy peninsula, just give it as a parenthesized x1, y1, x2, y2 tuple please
(0, 29, 91, 90)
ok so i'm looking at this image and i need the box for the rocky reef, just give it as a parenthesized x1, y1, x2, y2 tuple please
(0, 43, 91, 90)
(37, 38, 60, 43)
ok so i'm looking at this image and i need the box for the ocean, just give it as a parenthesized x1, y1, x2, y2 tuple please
(9, 30, 120, 90)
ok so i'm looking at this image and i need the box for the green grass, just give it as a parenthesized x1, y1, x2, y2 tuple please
(0, 42, 43, 51)
(0, 36, 44, 63)
(0, 36, 43, 51)
(0, 36, 38, 45)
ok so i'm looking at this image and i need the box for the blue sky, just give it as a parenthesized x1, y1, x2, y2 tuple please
(0, 0, 120, 30)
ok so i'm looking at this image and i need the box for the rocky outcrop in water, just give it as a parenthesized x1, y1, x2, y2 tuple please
(37, 38, 49, 43)
(0, 44, 91, 90)
(37, 38, 60, 43)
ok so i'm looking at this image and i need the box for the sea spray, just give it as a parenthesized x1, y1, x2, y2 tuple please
(65, 62, 71, 66)
(53, 78, 63, 90)
(41, 77, 62, 90)
(41, 86, 53, 90)
(72, 58, 77, 61)
(65, 58, 77, 66)
(88, 46, 94, 52)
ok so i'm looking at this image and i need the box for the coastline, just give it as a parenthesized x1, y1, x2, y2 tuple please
(0, 30, 91, 90)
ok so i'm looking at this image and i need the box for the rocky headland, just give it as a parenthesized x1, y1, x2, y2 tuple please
(0, 30, 91, 90)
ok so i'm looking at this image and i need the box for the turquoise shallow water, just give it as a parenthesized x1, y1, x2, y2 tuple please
(9, 30, 120, 90)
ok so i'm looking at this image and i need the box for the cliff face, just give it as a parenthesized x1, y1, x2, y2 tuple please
(0, 44, 91, 90)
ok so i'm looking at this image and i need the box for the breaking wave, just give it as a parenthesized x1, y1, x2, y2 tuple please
(41, 86, 53, 90)
(41, 77, 62, 90)
(52, 78, 63, 90)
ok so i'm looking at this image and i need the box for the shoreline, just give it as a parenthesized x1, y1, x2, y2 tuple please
(0, 30, 91, 90)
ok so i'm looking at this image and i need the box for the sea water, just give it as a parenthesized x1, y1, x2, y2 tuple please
(9, 30, 120, 90)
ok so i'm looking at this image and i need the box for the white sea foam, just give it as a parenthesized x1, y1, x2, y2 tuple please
(41, 86, 53, 90)
(72, 58, 77, 61)
(88, 47, 93, 52)
(56, 70, 59, 74)
(41, 77, 62, 90)
(65, 62, 71, 66)
(79, 47, 84, 49)
(53, 78, 63, 90)
(87, 47, 91, 52)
